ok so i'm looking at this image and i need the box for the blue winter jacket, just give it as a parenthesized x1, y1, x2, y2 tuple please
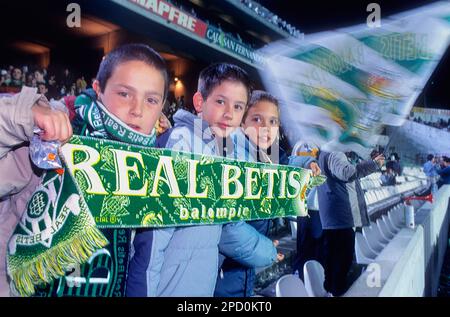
(437, 165, 450, 185)
(214, 129, 313, 297)
(126, 110, 277, 297)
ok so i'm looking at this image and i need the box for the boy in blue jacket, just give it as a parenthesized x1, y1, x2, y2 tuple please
(127, 63, 278, 297)
(215, 91, 320, 296)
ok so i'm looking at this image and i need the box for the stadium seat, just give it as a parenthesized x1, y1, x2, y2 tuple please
(275, 274, 309, 297)
(366, 222, 390, 245)
(355, 232, 378, 265)
(377, 217, 395, 240)
(303, 260, 327, 297)
(382, 214, 400, 234)
(289, 219, 297, 240)
(388, 209, 403, 230)
(362, 225, 386, 253)
(365, 192, 372, 205)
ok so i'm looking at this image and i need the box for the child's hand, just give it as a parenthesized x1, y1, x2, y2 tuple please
(156, 113, 171, 135)
(373, 154, 385, 168)
(32, 100, 73, 143)
(272, 240, 284, 262)
(309, 162, 321, 176)
(276, 253, 284, 262)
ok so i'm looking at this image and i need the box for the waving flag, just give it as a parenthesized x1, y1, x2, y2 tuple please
(261, 1, 450, 158)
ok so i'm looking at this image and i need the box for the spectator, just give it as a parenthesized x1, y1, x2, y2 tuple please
(25, 73, 34, 87)
(0, 70, 7, 87)
(59, 85, 66, 97)
(315, 149, 384, 296)
(290, 143, 324, 280)
(127, 62, 277, 297)
(1, 72, 11, 88)
(42, 68, 48, 80)
(76, 76, 87, 94)
(0, 87, 72, 296)
(22, 65, 29, 76)
(34, 70, 45, 84)
(47, 75, 58, 99)
(381, 166, 396, 186)
(69, 83, 77, 96)
(215, 90, 296, 297)
(61, 68, 73, 92)
(423, 154, 439, 193)
(37, 82, 48, 98)
(437, 156, 450, 187)
(9, 68, 23, 88)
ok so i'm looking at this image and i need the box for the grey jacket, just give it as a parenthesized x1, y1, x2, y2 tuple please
(0, 87, 43, 296)
(317, 151, 379, 229)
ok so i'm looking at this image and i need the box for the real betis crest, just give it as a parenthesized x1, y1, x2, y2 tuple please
(7, 170, 109, 297)
(9, 173, 81, 253)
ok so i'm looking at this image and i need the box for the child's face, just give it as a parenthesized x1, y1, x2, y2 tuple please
(242, 100, 279, 150)
(196, 80, 247, 138)
(94, 60, 165, 135)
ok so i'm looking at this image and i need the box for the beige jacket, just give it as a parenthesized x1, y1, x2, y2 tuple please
(0, 87, 43, 296)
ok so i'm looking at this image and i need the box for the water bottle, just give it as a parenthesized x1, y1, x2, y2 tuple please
(405, 204, 415, 229)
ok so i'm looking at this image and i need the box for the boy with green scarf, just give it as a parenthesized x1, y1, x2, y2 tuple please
(7, 43, 169, 296)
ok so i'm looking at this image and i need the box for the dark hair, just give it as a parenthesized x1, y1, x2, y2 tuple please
(243, 90, 279, 122)
(427, 154, 434, 161)
(386, 160, 395, 170)
(198, 63, 252, 101)
(370, 149, 380, 160)
(443, 156, 450, 163)
(96, 43, 169, 101)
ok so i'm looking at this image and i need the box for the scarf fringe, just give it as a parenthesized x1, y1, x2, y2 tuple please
(9, 226, 108, 297)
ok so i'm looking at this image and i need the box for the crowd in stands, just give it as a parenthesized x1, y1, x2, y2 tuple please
(0, 63, 185, 122)
(0, 64, 92, 101)
(239, 0, 302, 38)
(379, 151, 450, 189)
(409, 114, 450, 131)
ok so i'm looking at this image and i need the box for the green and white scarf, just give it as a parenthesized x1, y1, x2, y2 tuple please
(61, 135, 322, 227)
(7, 91, 157, 296)
(73, 92, 156, 146)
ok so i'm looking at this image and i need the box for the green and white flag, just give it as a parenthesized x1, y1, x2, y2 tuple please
(7, 136, 325, 296)
(261, 1, 450, 158)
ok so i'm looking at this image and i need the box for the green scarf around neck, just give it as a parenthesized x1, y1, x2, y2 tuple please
(7, 90, 158, 296)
